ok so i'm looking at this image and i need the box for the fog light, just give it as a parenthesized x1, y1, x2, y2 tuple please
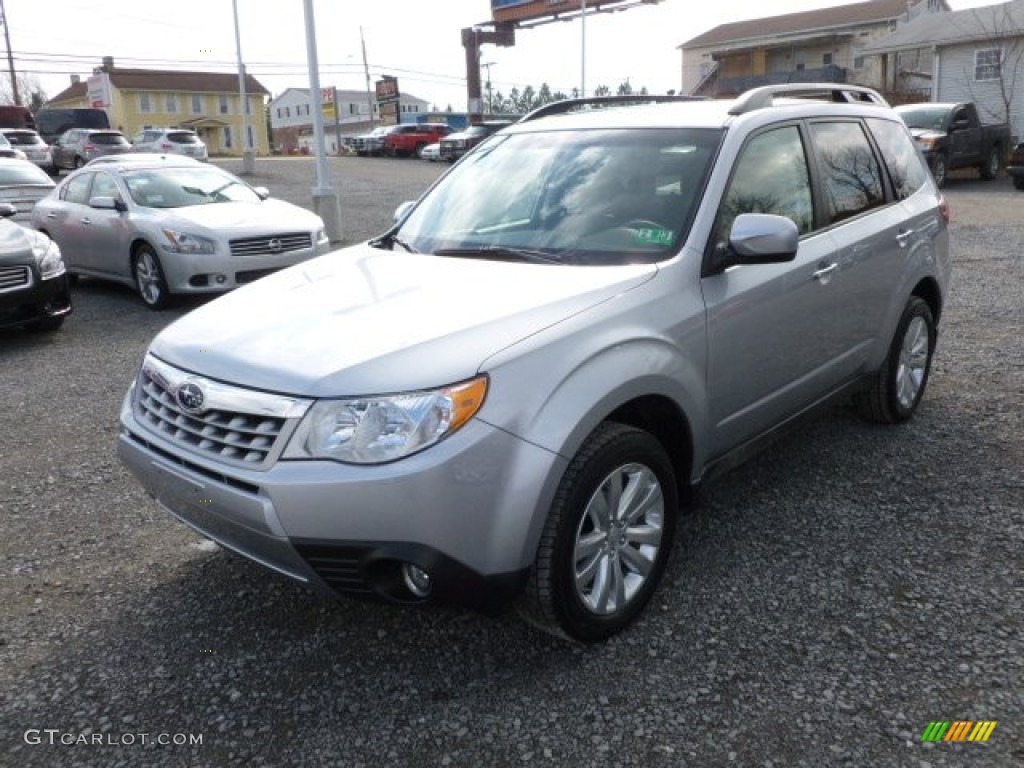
(401, 563, 431, 598)
(215, 274, 227, 284)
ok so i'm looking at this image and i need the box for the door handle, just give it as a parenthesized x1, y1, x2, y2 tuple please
(896, 229, 915, 247)
(80, 217, 91, 225)
(46, 212, 56, 219)
(813, 263, 838, 281)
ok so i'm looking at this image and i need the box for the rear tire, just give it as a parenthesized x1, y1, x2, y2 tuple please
(1013, 176, 1024, 191)
(132, 244, 170, 310)
(25, 316, 64, 332)
(979, 146, 1000, 180)
(929, 153, 948, 188)
(519, 422, 678, 643)
(854, 296, 936, 424)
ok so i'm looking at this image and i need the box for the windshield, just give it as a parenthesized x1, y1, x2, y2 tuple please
(394, 127, 721, 265)
(122, 167, 261, 208)
(897, 106, 949, 131)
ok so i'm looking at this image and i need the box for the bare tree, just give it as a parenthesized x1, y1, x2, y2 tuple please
(0, 73, 46, 110)
(952, 4, 1024, 127)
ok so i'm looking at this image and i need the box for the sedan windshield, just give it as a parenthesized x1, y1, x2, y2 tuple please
(122, 167, 262, 208)
(394, 127, 721, 265)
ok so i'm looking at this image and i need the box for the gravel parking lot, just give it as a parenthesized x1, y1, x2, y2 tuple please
(1, 157, 1021, 767)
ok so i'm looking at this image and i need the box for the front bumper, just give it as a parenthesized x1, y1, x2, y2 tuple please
(118, 388, 561, 610)
(161, 242, 328, 294)
(0, 269, 71, 329)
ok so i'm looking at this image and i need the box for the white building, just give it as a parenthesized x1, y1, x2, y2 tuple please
(268, 87, 431, 153)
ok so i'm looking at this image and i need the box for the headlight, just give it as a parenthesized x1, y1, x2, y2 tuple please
(315, 228, 328, 245)
(283, 376, 488, 464)
(32, 233, 65, 280)
(161, 228, 216, 254)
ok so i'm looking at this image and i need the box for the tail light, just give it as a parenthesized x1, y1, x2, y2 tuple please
(938, 195, 949, 225)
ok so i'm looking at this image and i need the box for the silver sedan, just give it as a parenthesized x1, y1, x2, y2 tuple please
(31, 160, 330, 308)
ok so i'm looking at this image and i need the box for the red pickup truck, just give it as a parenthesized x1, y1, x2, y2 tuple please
(383, 123, 451, 158)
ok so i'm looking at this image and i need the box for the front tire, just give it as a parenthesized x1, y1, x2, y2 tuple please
(854, 296, 936, 424)
(132, 244, 170, 310)
(520, 422, 678, 643)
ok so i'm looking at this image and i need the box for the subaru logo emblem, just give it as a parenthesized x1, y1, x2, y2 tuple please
(268, 238, 283, 253)
(175, 381, 206, 414)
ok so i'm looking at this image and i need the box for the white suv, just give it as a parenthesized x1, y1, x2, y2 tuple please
(118, 85, 951, 642)
(132, 128, 208, 161)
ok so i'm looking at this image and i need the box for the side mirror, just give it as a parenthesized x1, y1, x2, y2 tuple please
(393, 200, 416, 224)
(0, 202, 17, 219)
(252, 186, 270, 199)
(89, 196, 127, 212)
(707, 213, 799, 274)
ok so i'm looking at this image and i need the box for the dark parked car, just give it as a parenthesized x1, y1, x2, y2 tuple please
(0, 204, 71, 332)
(34, 108, 111, 146)
(439, 121, 511, 162)
(1006, 141, 1024, 190)
(51, 129, 132, 171)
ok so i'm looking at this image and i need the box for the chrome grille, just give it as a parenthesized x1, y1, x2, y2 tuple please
(0, 265, 31, 293)
(229, 232, 312, 258)
(133, 355, 311, 470)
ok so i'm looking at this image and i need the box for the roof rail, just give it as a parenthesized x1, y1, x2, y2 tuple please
(518, 94, 707, 124)
(728, 84, 890, 116)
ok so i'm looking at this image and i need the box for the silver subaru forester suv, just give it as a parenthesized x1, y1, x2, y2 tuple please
(118, 85, 951, 642)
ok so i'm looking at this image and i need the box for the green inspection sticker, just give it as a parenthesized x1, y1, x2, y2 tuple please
(634, 227, 674, 245)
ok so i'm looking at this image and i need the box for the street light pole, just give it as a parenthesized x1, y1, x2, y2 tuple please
(231, 0, 254, 174)
(580, 0, 586, 98)
(302, 0, 342, 243)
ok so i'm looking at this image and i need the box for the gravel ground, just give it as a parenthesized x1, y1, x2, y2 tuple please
(1, 158, 1021, 767)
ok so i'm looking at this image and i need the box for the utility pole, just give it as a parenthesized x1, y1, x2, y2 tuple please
(361, 27, 374, 127)
(481, 62, 495, 114)
(0, 0, 20, 106)
(232, 0, 254, 174)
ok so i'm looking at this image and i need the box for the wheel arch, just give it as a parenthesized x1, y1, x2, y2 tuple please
(605, 394, 696, 505)
(912, 276, 943, 325)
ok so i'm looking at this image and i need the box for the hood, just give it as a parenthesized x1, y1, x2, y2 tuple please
(157, 199, 322, 235)
(150, 244, 656, 397)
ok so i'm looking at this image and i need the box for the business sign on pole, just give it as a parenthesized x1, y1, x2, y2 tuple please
(86, 73, 112, 109)
(375, 77, 400, 125)
(491, 0, 649, 24)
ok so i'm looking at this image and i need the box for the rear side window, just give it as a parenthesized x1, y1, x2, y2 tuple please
(713, 125, 813, 247)
(865, 117, 930, 200)
(167, 132, 199, 144)
(808, 121, 884, 225)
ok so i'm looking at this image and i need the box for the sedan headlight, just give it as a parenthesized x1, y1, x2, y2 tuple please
(315, 228, 328, 246)
(161, 228, 216, 254)
(32, 233, 65, 280)
(283, 376, 488, 464)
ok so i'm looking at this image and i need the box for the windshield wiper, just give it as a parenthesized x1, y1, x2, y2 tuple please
(433, 246, 562, 264)
(369, 232, 419, 253)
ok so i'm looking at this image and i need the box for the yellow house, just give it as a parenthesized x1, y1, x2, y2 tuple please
(46, 60, 270, 157)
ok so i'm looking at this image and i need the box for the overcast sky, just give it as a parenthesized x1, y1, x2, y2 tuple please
(4, 0, 1005, 109)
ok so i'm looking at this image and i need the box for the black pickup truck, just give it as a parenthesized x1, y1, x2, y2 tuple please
(894, 102, 1010, 187)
